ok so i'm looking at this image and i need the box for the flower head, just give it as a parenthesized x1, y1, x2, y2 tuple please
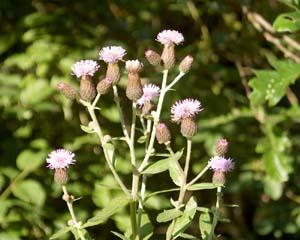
(156, 30, 184, 45)
(99, 46, 127, 63)
(71, 60, 99, 78)
(208, 156, 234, 173)
(46, 149, 76, 170)
(171, 98, 203, 122)
(137, 84, 160, 106)
(126, 60, 142, 73)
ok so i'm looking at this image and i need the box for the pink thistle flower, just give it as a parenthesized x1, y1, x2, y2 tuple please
(99, 46, 127, 63)
(208, 156, 234, 173)
(156, 30, 184, 45)
(137, 84, 160, 106)
(171, 98, 203, 122)
(71, 60, 100, 78)
(46, 149, 76, 170)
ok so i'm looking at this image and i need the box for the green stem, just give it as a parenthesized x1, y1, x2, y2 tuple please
(0, 169, 29, 201)
(112, 85, 131, 142)
(82, 100, 130, 197)
(62, 185, 86, 240)
(178, 138, 192, 205)
(138, 70, 169, 172)
(186, 164, 210, 187)
(208, 186, 222, 240)
(130, 201, 138, 240)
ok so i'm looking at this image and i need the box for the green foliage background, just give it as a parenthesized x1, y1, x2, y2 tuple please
(1, 0, 300, 239)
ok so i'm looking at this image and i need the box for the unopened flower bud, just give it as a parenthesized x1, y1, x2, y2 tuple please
(106, 63, 120, 84)
(126, 60, 142, 73)
(214, 139, 228, 156)
(57, 82, 78, 100)
(97, 77, 113, 95)
(125, 61, 143, 101)
(54, 168, 69, 185)
(156, 122, 171, 144)
(145, 50, 161, 66)
(161, 44, 175, 70)
(212, 170, 226, 184)
(180, 117, 197, 138)
(179, 55, 193, 73)
(80, 77, 96, 102)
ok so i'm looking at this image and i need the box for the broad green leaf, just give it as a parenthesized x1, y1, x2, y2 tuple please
(20, 79, 53, 106)
(273, 12, 300, 32)
(12, 179, 46, 207)
(199, 212, 212, 240)
(142, 158, 170, 175)
(83, 196, 131, 228)
(249, 56, 300, 106)
(168, 150, 184, 187)
(80, 125, 95, 134)
(186, 183, 223, 191)
(50, 226, 72, 239)
(156, 209, 183, 223)
(170, 196, 198, 239)
(16, 149, 46, 171)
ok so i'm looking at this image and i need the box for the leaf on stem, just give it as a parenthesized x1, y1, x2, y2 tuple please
(103, 143, 116, 166)
(199, 212, 212, 240)
(142, 156, 170, 175)
(186, 183, 223, 191)
(156, 209, 183, 223)
(80, 125, 95, 134)
(169, 196, 198, 239)
(82, 196, 131, 228)
(50, 226, 73, 239)
(168, 150, 184, 187)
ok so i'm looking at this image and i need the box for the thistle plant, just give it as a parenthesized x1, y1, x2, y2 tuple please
(48, 29, 236, 240)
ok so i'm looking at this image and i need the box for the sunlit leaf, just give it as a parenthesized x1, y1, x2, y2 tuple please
(83, 196, 131, 228)
(156, 209, 183, 223)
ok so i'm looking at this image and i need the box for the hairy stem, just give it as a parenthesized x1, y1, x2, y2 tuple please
(208, 186, 222, 240)
(62, 185, 86, 240)
(81, 99, 130, 197)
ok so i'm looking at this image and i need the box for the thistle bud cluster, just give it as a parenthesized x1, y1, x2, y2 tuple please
(209, 139, 234, 184)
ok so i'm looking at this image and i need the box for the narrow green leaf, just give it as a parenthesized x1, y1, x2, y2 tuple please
(83, 196, 131, 228)
(186, 183, 223, 191)
(111, 231, 129, 240)
(50, 226, 72, 239)
(142, 158, 170, 175)
(16, 150, 46, 171)
(80, 125, 95, 134)
(273, 12, 300, 32)
(144, 188, 180, 202)
(157, 209, 183, 223)
(199, 212, 212, 240)
(168, 150, 184, 187)
(179, 233, 199, 239)
(171, 196, 198, 239)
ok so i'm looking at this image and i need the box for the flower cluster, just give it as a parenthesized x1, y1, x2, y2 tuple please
(156, 30, 184, 45)
(137, 84, 160, 107)
(208, 156, 234, 173)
